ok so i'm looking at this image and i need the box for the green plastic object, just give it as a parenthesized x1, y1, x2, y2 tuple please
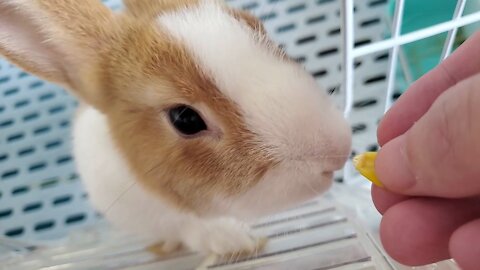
(388, 0, 465, 89)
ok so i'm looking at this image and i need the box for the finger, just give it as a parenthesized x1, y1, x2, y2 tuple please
(371, 185, 408, 214)
(450, 219, 480, 270)
(380, 197, 480, 266)
(378, 31, 480, 146)
(376, 73, 480, 197)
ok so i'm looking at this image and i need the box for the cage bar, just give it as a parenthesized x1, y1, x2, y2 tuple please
(384, 0, 405, 112)
(353, 10, 480, 58)
(440, 0, 467, 61)
(340, 0, 355, 118)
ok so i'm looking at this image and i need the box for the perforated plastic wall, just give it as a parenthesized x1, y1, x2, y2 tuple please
(0, 0, 391, 243)
(0, 62, 98, 241)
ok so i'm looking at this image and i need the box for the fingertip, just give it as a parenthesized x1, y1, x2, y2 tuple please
(379, 199, 451, 266)
(371, 186, 408, 214)
(450, 219, 480, 270)
(380, 205, 421, 266)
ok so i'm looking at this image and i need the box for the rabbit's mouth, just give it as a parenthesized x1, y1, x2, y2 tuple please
(273, 160, 342, 177)
(205, 162, 338, 221)
(322, 171, 334, 178)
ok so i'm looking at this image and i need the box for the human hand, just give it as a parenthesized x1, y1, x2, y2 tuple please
(372, 31, 480, 270)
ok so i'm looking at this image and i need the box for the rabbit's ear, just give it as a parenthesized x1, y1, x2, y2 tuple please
(123, 0, 214, 18)
(0, 0, 118, 106)
(123, 0, 167, 18)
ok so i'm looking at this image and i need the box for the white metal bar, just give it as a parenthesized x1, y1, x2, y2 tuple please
(384, 0, 405, 112)
(398, 47, 414, 85)
(440, 0, 467, 61)
(340, 0, 355, 183)
(353, 10, 480, 58)
(341, 0, 355, 118)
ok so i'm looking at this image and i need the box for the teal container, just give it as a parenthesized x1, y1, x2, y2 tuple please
(387, 0, 466, 90)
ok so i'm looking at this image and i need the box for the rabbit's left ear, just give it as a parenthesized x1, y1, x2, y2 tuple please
(227, 8, 267, 35)
(123, 0, 169, 18)
(0, 0, 118, 107)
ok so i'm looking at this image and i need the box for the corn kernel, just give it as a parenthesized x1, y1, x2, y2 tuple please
(353, 152, 384, 187)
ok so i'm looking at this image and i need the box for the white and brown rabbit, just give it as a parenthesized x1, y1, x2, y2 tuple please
(0, 0, 351, 256)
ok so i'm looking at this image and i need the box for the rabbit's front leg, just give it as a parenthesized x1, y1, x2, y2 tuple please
(180, 217, 267, 256)
(146, 240, 182, 257)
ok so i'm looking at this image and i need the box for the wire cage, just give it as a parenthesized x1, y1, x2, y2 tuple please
(0, 0, 479, 269)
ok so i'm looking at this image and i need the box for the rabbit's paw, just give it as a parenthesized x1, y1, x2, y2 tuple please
(182, 218, 266, 256)
(147, 240, 182, 257)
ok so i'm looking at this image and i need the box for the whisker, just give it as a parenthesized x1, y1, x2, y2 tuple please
(104, 182, 137, 214)
(145, 161, 164, 176)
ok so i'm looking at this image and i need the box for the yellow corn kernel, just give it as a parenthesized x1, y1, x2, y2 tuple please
(353, 152, 384, 187)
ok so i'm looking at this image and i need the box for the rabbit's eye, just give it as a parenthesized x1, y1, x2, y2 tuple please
(168, 105, 207, 136)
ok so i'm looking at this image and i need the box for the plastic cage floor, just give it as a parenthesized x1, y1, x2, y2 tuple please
(0, 0, 456, 269)
(0, 196, 398, 270)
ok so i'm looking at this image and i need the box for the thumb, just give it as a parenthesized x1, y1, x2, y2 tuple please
(376, 73, 480, 198)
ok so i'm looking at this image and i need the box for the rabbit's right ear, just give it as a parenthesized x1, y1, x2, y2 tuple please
(0, 0, 119, 109)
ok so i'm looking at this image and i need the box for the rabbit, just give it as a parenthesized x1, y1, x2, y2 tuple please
(0, 0, 352, 256)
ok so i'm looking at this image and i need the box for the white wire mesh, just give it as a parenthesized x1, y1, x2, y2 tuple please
(441, 0, 467, 60)
(341, 0, 480, 118)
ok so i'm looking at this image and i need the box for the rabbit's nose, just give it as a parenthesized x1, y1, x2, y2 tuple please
(302, 136, 352, 171)
(320, 155, 350, 171)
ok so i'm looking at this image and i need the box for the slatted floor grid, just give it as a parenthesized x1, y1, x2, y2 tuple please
(2, 198, 395, 270)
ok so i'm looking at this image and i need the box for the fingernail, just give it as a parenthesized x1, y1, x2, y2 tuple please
(353, 152, 384, 187)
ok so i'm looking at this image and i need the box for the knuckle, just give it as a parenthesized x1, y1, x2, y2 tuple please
(436, 98, 455, 158)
